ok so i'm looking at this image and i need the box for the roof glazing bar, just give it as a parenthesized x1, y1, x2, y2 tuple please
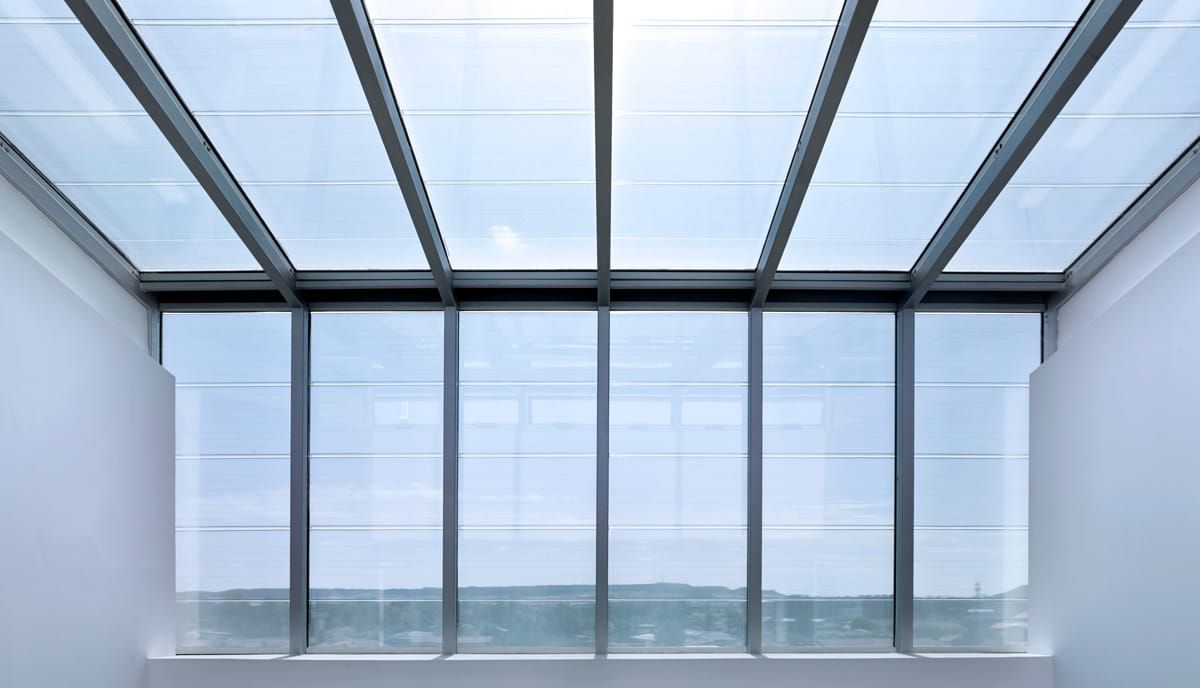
(66, 0, 302, 308)
(331, 0, 456, 307)
(903, 0, 1142, 310)
(750, 0, 879, 308)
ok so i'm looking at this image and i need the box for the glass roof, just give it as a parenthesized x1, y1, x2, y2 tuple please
(366, 0, 596, 270)
(950, 0, 1200, 272)
(121, 0, 428, 271)
(0, 0, 1196, 278)
(0, 1, 256, 271)
(611, 0, 841, 270)
(779, 0, 1090, 271)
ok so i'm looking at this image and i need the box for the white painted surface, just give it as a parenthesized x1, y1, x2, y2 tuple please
(1057, 176, 1200, 347)
(1031, 222, 1200, 687)
(0, 231, 175, 688)
(149, 654, 1051, 688)
(0, 174, 148, 350)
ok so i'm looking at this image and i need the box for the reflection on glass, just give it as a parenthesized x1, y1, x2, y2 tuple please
(366, 0, 596, 269)
(0, 7, 253, 271)
(780, 0, 1089, 271)
(761, 312, 894, 648)
(914, 313, 1039, 649)
(120, 0, 427, 270)
(458, 311, 597, 650)
(308, 311, 443, 650)
(612, 1, 840, 269)
(609, 312, 747, 649)
(163, 312, 291, 652)
(952, 2, 1200, 271)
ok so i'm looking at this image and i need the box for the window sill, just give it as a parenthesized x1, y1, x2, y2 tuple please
(149, 652, 1052, 688)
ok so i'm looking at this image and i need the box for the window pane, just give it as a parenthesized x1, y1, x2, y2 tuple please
(610, 312, 747, 649)
(762, 312, 894, 649)
(779, 0, 1089, 271)
(458, 311, 597, 650)
(162, 312, 291, 652)
(612, 1, 841, 268)
(366, 1, 596, 269)
(120, 1, 427, 270)
(914, 313, 1039, 650)
(308, 311, 443, 651)
(951, 3, 1200, 271)
(0, 8, 254, 271)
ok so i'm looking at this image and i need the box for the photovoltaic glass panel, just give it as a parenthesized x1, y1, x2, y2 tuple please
(119, 0, 427, 271)
(458, 311, 597, 650)
(162, 311, 291, 652)
(0, 3, 255, 271)
(365, 0, 595, 270)
(779, 0, 1089, 271)
(308, 311, 443, 651)
(762, 312, 894, 649)
(612, 1, 841, 269)
(914, 312, 1040, 650)
(609, 311, 747, 649)
(951, 0, 1200, 272)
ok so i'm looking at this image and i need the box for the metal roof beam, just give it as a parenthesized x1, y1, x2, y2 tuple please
(331, 0, 456, 307)
(67, 0, 301, 308)
(903, 0, 1141, 309)
(751, 0, 878, 308)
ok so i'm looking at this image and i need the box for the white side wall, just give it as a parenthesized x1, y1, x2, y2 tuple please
(0, 227, 174, 687)
(1030, 184, 1200, 687)
(0, 174, 149, 350)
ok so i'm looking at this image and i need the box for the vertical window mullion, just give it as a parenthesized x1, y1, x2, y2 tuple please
(596, 306, 611, 654)
(747, 308, 764, 654)
(289, 306, 311, 655)
(443, 306, 459, 655)
(894, 308, 916, 653)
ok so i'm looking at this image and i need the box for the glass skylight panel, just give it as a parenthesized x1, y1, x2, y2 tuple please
(365, 0, 595, 270)
(0, 4, 256, 271)
(779, 0, 1090, 271)
(118, 0, 427, 271)
(612, 1, 841, 269)
(951, 0, 1200, 272)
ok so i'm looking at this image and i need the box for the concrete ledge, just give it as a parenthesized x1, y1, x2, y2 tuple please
(150, 652, 1051, 688)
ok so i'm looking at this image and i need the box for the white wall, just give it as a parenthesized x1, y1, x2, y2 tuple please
(1030, 195, 1200, 686)
(0, 229, 175, 688)
(0, 174, 149, 351)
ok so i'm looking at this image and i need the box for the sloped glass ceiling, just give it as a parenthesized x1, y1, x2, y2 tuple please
(950, 0, 1200, 272)
(366, 0, 596, 270)
(611, 0, 842, 270)
(121, 0, 428, 271)
(1, 0, 1198, 276)
(779, 0, 1091, 271)
(0, 0, 257, 271)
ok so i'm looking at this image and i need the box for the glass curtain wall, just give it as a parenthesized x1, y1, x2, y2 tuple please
(457, 311, 598, 650)
(163, 312, 292, 652)
(308, 311, 444, 651)
(762, 312, 895, 649)
(913, 312, 1040, 649)
(609, 312, 748, 649)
